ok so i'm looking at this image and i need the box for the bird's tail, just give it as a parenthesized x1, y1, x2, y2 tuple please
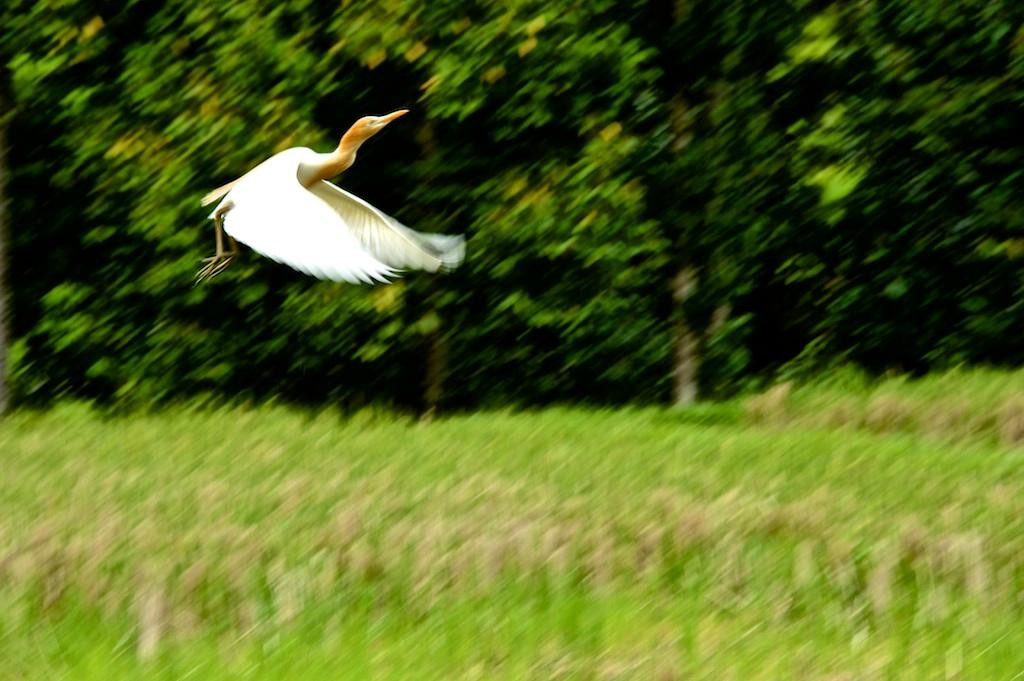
(201, 179, 240, 207)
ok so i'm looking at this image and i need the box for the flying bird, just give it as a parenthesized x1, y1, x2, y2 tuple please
(196, 109, 465, 284)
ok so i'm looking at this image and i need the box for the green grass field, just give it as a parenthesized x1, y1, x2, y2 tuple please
(2, 370, 1024, 679)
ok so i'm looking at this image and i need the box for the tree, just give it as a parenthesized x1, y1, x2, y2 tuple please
(1, 0, 1022, 411)
(0, 83, 8, 414)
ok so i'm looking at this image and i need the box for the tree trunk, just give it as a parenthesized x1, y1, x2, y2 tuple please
(0, 90, 10, 415)
(422, 309, 447, 422)
(671, 266, 699, 406)
(416, 119, 446, 422)
(666, 89, 701, 407)
(708, 303, 731, 338)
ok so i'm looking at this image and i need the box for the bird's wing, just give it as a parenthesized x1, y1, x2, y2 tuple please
(309, 181, 465, 272)
(220, 152, 397, 284)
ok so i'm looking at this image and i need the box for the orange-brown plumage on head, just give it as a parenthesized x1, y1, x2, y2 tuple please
(338, 109, 409, 149)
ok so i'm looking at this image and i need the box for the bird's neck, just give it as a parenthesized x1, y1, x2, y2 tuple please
(311, 129, 370, 181)
(319, 146, 356, 179)
(334, 125, 374, 170)
(298, 128, 370, 187)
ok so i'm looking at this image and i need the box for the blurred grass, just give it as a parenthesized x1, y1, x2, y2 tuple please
(2, 370, 1024, 678)
(746, 366, 1024, 448)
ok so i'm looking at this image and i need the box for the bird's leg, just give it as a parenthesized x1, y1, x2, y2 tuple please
(195, 201, 237, 283)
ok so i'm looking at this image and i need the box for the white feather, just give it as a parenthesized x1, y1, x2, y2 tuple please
(210, 148, 463, 284)
(309, 181, 465, 273)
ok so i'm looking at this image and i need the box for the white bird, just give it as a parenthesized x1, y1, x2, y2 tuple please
(196, 109, 465, 284)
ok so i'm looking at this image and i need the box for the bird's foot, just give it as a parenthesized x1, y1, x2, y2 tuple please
(195, 254, 234, 284)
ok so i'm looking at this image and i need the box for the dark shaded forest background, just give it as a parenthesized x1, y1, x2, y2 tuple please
(0, 0, 1022, 413)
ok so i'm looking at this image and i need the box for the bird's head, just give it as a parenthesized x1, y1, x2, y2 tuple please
(341, 109, 409, 145)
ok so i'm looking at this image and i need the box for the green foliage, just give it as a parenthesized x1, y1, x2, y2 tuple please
(1, 0, 1022, 408)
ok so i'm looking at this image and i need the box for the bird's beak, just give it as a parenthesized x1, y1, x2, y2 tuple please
(380, 109, 409, 125)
